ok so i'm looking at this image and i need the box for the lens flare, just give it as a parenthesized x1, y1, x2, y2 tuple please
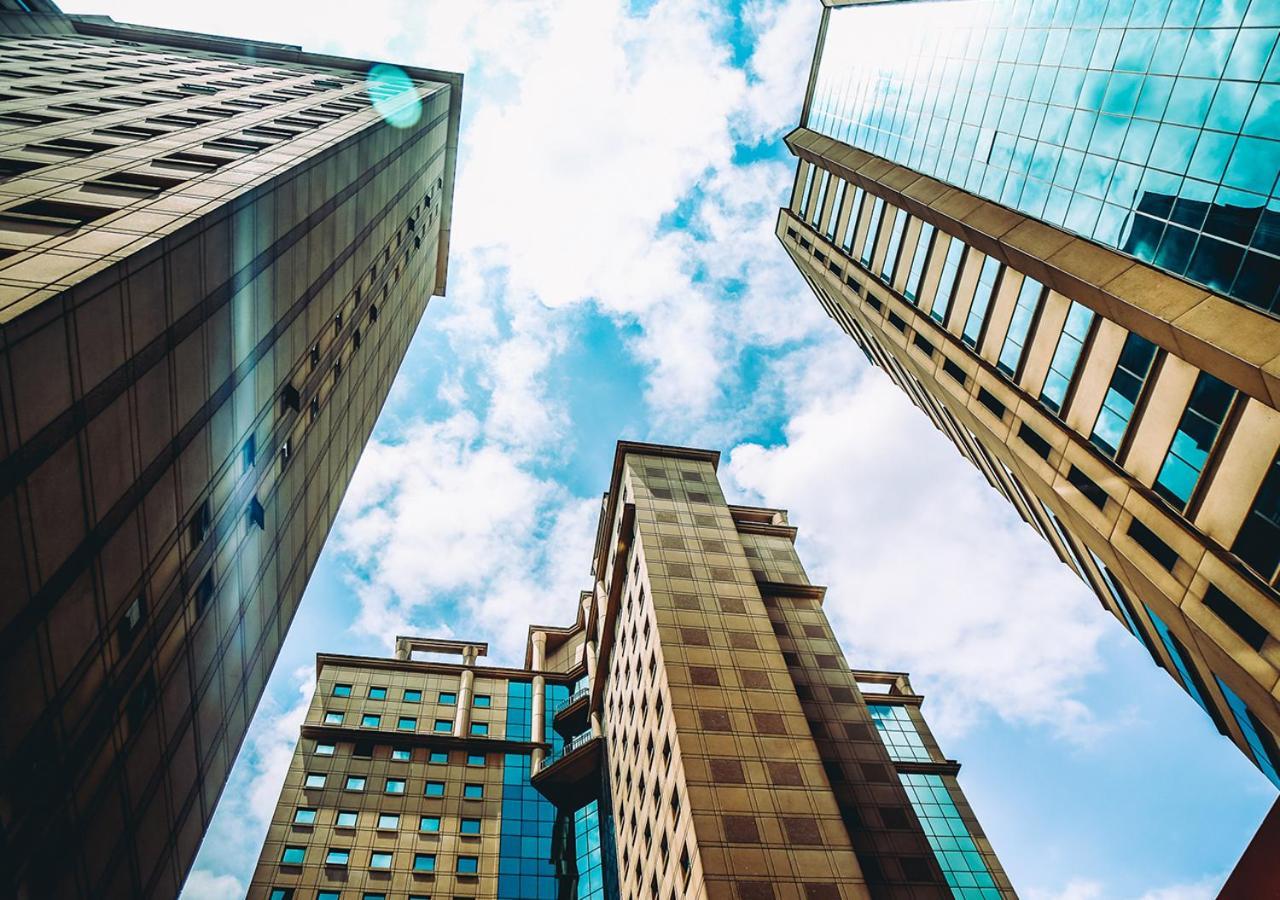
(365, 63, 421, 129)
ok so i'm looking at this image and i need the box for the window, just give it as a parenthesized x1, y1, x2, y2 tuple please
(1153, 372, 1236, 509)
(324, 711, 343, 725)
(825, 179, 847, 241)
(997, 275, 1044, 376)
(1067, 466, 1108, 510)
(457, 856, 479, 874)
(294, 808, 317, 825)
(377, 813, 399, 830)
(840, 185, 865, 251)
(361, 714, 381, 728)
(466, 753, 485, 767)
(809, 169, 830, 227)
(902, 223, 935, 303)
(473, 695, 491, 708)
(942, 357, 967, 385)
(460, 817, 481, 835)
(318, 893, 339, 900)
(398, 716, 417, 731)
(1040, 301, 1095, 414)
(425, 781, 445, 797)
(242, 433, 256, 471)
(420, 815, 441, 833)
(280, 846, 305, 865)
(1128, 519, 1178, 571)
(404, 689, 422, 702)
(439, 691, 457, 705)
(470, 722, 489, 736)
(117, 594, 146, 654)
(370, 851, 393, 870)
(1145, 603, 1215, 717)
(245, 495, 265, 530)
(1234, 451, 1280, 582)
(353, 741, 373, 759)
(325, 848, 350, 867)
(1203, 585, 1267, 652)
(433, 719, 452, 732)
(930, 239, 965, 323)
(336, 810, 357, 828)
(463, 783, 484, 799)
(1017, 423, 1051, 460)
(961, 256, 1002, 347)
(314, 740, 336, 756)
(304, 774, 325, 789)
(413, 853, 437, 872)
(0, 198, 113, 232)
(1085, 548, 1156, 656)
(368, 686, 387, 700)
(385, 778, 406, 794)
(879, 208, 908, 283)
(867, 705, 930, 762)
(428, 750, 449, 763)
(859, 196, 886, 265)
(1216, 677, 1280, 790)
(977, 388, 1006, 420)
(345, 776, 366, 791)
(363, 894, 387, 900)
(797, 164, 815, 214)
(268, 889, 294, 900)
(392, 747, 412, 762)
(1090, 332, 1158, 457)
(333, 684, 352, 697)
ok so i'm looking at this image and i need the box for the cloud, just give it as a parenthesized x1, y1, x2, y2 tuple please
(180, 870, 245, 900)
(725, 367, 1110, 738)
(1025, 874, 1224, 900)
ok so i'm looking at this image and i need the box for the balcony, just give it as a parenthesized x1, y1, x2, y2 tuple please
(552, 686, 590, 737)
(530, 730, 603, 807)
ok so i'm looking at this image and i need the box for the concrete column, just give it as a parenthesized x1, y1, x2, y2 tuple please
(394, 637, 410, 661)
(589, 710, 603, 738)
(453, 651, 476, 737)
(583, 639, 597, 684)
(531, 631, 548, 773)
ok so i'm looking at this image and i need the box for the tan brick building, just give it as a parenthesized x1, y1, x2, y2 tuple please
(779, 0, 1280, 790)
(250, 442, 1015, 899)
(0, 3, 461, 897)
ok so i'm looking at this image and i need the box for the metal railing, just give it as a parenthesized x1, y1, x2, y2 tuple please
(548, 730, 595, 765)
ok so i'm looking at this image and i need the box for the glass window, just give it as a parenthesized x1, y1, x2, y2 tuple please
(314, 742, 335, 756)
(361, 714, 381, 728)
(439, 692, 457, 705)
(404, 689, 422, 703)
(898, 773, 999, 891)
(1216, 677, 1280, 790)
(810, 169, 831, 227)
(1144, 603, 1214, 716)
(369, 851, 392, 869)
(413, 853, 437, 872)
(324, 712, 343, 725)
(859, 196, 886, 265)
(880, 208, 909, 283)
(368, 686, 387, 700)
(463, 783, 484, 799)
(433, 719, 452, 733)
(280, 846, 305, 865)
(930, 239, 965, 323)
(420, 815, 441, 833)
(1233, 450, 1280, 581)
(268, 890, 293, 900)
(473, 695, 491, 708)
(344, 776, 365, 791)
(1040, 301, 1096, 413)
(397, 716, 417, 731)
(1090, 332, 1159, 457)
(293, 808, 317, 825)
(325, 848, 350, 867)
(385, 778, 406, 794)
(457, 856, 479, 874)
(868, 705, 931, 762)
(304, 773, 325, 789)
(377, 813, 399, 830)
(825, 179, 847, 241)
(903, 223, 936, 303)
(425, 781, 445, 797)
(428, 750, 449, 764)
(362, 894, 386, 900)
(797, 163, 815, 213)
(840, 185, 865, 251)
(467, 753, 486, 767)
(317, 893, 339, 900)
(332, 684, 352, 697)
(997, 275, 1045, 376)
(470, 721, 489, 736)
(391, 747, 412, 762)
(336, 810, 357, 828)
(1153, 372, 1237, 508)
(962, 256, 1003, 347)
(461, 817, 482, 835)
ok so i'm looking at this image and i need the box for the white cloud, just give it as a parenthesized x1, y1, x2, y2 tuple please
(726, 367, 1110, 738)
(1026, 874, 1225, 900)
(180, 870, 245, 900)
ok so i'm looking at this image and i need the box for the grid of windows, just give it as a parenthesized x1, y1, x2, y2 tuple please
(899, 773, 1001, 899)
(571, 800, 607, 899)
(1152, 372, 1236, 508)
(1215, 677, 1280, 790)
(1089, 332, 1158, 456)
(497, 753, 559, 899)
(1040, 301, 1095, 412)
(868, 704, 932, 762)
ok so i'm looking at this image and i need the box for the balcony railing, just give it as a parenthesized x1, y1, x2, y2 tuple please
(549, 730, 594, 765)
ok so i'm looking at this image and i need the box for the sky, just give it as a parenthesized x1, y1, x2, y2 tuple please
(60, 1, 1277, 897)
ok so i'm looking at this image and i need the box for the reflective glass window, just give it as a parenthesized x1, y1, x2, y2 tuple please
(280, 846, 305, 865)
(997, 274, 1044, 375)
(840, 185, 866, 251)
(420, 815, 441, 832)
(826, 178, 848, 241)
(1144, 603, 1213, 716)
(413, 853, 436, 872)
(868, 705, 931, 761)
(1233, 450, 1280, 582)
(1040, 301, 1095, 413)
(1090, 332, 1158, 457)
(810, 169, 831, 227)
(930, 239, 965, 323)
(899, 773, 1000, 896)
(1153, 372, 1236, 508)
(293, 808, 317, 825)
(962, 256, 1002, 346)
(336, 810, 357, 828)
(1215, 676, 1280, 790)
(880, 208, 909, 283)
(324, 849, 350, 867)
(903, 223, 936, 303)
(860, 196, 885, 265)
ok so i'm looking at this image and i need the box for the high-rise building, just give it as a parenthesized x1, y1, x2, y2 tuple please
(0, 5, 461, 898)
(250, 441, 1014, 899)
(778, 0, 1280, 788)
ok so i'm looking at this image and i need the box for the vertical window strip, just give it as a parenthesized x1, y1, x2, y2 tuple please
(930, 239, 964, 323)
(1089, 333, 1159, 458)
(1215, 676, 1280, 790)
(903, 223, 935, 304)
(797, 163, 815, 215)
(898, 773, 1001, 894)
(810, 169, 831, 227)
(1153, 372, 1237, 509)
(1040, 301, 1095, 414)
(1144, 603, 1214, 717)
(825, 178, 847, 241)
(859, 196, 885, 266)
(1085, 547, 1158, 657)
(996, 275, 1044, 376)
(961, 256, 1002, 347)
(841, 185, 865, 252)
(1232, 451, 1280, 583)
(879, 208, 908, 283)
(1043, 505, 1086, 579)
(867, 705, 930, 762)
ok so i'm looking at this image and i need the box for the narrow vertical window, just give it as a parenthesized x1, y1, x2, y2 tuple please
(1089, 333, 1159, 458)
(859, 196, 885, 266)
(1144, 604, 1214, 717)
(961, 256, 1002, 347)
(879, 208, 908, 284)
(840, 185, 865, 253)
(1085, 547, 1159, 659)
(809, 169, 831, 227)
(824, 178, 847, 241)
(1232, 451, 1280, 583)
(903, 223, 936, 304)
(1153, 372, 1236, 509)
(796, 164, 815, 215)
(1215, 676, 1280, 789)
(1040, 301, 1096, 414)
(996, 275, 1044, 376)
(930, 239, 965, 324)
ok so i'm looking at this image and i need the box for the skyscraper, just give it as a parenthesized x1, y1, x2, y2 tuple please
(0, 5, 461, 897)
(778, 0, 1280, 788)
(250, 441, 1014, 899)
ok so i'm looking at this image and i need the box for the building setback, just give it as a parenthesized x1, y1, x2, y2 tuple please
(250, 442, 1015, 899)
(778, 0, 1280, 790)
(0, 3, 461, 897)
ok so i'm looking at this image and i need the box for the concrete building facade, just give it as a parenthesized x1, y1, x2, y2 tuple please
(0, 4, 461, 897)
(250, 442, 1014, 900)
(778, 0, 1280, 789)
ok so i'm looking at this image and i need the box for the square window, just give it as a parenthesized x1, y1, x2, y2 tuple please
(368, 686, 387, 700)
(268, 890, 293, 900)
(332, 684, 352, 697)
(385, 778, 406, 794)
(429, 751, 449, 764)
(463, 783, 483, 799)
(361, 714, 381, 728)
(392, 747, 412, 762)
(404, 689, 422, 702)
(398, 716, 417, 731)
(324, 712, 343, 725)
(433, 719, 452, 732)
(280, 846, 305, 865)
(420, 815, 441, 832)
(325, 848, 350, 866)
(413, 853, 436, 872)
(294, 808, 317, 825)
(425, 781, 445, 797)
(345, 776, 366, 791)
(473, 695, 491, 708)
(318, 893, 339, 900)
(336, 810, 357, 828)
(466, 753, 485, 767)
(370, 851, 392, 869)
(363, 894, 386, 900)
(314, 742, 335, 756)
(457, 855, 478, 874)
(378, 813, 400, 830)
(304, 774, 325, 789)
(469, 722, 488, 736)
(439, 692, 457, 705)
(353, 741, 374, 759)
(460, 818, 481, 835)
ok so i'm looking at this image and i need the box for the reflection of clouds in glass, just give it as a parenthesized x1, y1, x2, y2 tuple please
(365, 63, 422, 129)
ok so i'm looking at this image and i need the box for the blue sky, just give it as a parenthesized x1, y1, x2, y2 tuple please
(63, 1, 1276, 897)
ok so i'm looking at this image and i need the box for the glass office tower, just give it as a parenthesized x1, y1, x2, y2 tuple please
(250, 442, 1015, 899)
(780, 0, 1280, 790)
(0, 3, 461, 897)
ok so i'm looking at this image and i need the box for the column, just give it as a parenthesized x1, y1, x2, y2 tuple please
(531, 630, 547, 773)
